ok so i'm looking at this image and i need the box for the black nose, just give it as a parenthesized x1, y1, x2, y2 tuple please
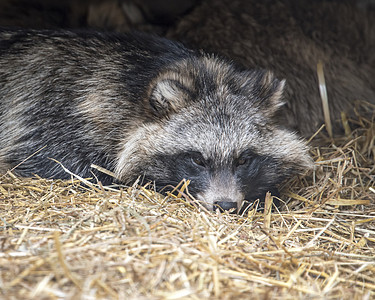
(214, 200, 238, 213)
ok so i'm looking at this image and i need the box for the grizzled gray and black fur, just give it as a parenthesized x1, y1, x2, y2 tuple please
(0, 29, 312, 212)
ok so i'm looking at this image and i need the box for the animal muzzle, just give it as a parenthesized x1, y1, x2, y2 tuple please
(196, 172, 244, 213)
(214, 198, 238, 213)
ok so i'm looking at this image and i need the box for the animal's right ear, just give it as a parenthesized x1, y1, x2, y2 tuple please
(149, 74, 193, 117)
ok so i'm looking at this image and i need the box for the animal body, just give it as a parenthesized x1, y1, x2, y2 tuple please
(0, 29, 312, 212)
(168, 0, 375, 136)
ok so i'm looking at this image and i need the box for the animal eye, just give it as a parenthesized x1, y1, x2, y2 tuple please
(191, 156, 205, 167)
(236, 157, 248, 166)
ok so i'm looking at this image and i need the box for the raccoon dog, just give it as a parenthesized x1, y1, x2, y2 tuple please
(0, 29, 312, 212)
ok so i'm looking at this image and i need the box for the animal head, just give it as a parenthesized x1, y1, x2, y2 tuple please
(116, 55, 313, 212)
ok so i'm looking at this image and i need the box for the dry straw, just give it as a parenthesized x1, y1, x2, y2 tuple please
(1, 101, 374, 299)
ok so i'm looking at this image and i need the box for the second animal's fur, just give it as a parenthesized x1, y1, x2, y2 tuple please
(0, 29, 312, 211)
(168, 0, 375, 136)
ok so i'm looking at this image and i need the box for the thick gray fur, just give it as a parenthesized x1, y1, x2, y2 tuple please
(0, 29, 312, 211)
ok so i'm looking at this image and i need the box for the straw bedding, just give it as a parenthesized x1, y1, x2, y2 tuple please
(0, 101, 374, 299)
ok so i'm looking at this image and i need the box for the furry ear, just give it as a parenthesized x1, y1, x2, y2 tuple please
(149, 73, 194, 117)
(256, 71, 286, 117)
(240, 70, 285, 118)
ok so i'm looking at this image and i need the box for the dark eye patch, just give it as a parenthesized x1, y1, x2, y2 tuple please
(234, 150, 284, 206)
(144, 150, 210, 196)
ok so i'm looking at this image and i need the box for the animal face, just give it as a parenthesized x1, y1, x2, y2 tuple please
(115, 56, 312, 212)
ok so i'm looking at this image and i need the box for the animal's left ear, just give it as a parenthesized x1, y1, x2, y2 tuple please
(256, 71, 286, 118)
(148, 72, 193, 117)
(241, 70, 285, 118)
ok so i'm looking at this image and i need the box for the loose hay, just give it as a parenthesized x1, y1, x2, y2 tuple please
(1, 103, 374, 299)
